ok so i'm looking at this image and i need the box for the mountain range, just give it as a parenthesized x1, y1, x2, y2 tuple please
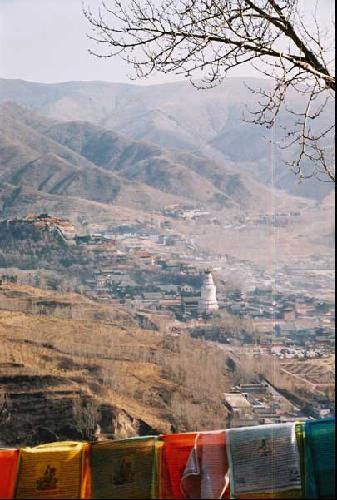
(0, 99, 311, 229)
(0, 77, 334, 202)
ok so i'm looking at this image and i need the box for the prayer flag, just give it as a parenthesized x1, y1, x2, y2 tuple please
(304, 418, 335, 499)
(0, 449, 19, 499)
(181, 430, 230, 499)
(15, 441, 86, 499)
(161, 433, 197, 499)
(227, 423, 302, 498)
(91, 436, 162, 499)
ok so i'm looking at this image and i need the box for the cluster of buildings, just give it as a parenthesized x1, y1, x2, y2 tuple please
(76, 221, 334, 365)
(24, 214, 76, 238)
(1, 215, 334, 360)
(0, 214, 76, 243)
(161, 204, 211, 221)
(76, 221, 222, 320)
(222, 283, 335, 358)
(223, 382, 335, 427)
(224, 382, 305, 427)
(224, 381, 335, 427)
(89, 259, 220, 322)
(243, 211, 302, 227)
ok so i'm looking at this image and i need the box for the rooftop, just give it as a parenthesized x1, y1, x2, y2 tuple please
(224, 393, 252, 410)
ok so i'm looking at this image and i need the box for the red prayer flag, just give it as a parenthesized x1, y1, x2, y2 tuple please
(0, 449, 19, 499)
(160, 433, 197, 499)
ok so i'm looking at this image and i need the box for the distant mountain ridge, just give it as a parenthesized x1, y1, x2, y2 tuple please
(0, 101, 308, 227)
(0, 77, 334, 201)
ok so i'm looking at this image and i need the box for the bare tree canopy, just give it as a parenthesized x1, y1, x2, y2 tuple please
(84, 0, 335, 182)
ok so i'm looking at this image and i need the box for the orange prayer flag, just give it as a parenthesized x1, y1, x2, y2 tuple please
(0, 449, 19, 500)
(160, 433, 197, 499)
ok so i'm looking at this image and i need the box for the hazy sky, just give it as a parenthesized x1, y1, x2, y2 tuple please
(0, 0, 334, 84)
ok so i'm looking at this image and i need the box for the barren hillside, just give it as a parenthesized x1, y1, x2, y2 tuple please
(0, 283, 233, 446)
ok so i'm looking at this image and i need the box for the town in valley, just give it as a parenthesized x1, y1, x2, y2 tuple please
(1, 208, 334, 433)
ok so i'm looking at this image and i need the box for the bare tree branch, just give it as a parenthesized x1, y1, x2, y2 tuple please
(84, 0, 335, 183)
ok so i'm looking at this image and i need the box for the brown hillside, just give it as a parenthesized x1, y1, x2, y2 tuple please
(0, 101, 310, 216)
(0, 284, 232, 446)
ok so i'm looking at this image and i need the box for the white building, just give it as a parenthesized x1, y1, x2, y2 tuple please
(198, 270, 219, 315)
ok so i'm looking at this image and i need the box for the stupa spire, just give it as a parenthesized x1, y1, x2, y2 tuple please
(198, 269, 219, 316)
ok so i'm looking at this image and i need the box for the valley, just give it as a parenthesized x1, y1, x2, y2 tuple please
(0, 77, 334, 445)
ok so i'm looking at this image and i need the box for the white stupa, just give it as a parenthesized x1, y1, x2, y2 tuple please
(198, 270, 219, 315)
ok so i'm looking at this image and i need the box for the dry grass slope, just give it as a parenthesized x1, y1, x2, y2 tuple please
(0, 284, 232, 445)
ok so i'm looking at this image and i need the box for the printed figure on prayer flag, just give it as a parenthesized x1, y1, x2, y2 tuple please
(258, 438, 272, 458)
(113, 456, 136, 485)
(36, 465, 58, 491)
(289, 467, 301, 485)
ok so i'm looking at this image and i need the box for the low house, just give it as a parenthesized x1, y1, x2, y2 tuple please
(181, 297, 199, 316)
(223, 393, 252, 414)
(142, 292, 163, 302)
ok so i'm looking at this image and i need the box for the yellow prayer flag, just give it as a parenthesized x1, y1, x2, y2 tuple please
(15, 441, 86, 500)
